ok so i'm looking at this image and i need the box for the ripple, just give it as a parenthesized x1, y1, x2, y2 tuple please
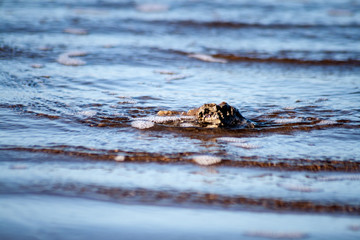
(277, 183, 322, 193)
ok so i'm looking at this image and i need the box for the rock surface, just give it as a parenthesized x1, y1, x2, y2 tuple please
(155, 102, 254, 128)
(192, 102, 254, 128)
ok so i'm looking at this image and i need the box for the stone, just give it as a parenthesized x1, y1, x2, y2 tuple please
(156, 102, 255, 128)
(192, 102, 254, 128)
(157, 110, 181, 116)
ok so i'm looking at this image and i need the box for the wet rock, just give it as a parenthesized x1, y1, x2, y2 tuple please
(191, 102, 254, 128)
(155, 102, 254, 128)
(157, 110, 181, 116)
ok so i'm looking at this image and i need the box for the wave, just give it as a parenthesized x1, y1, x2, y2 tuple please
(172, 50, 360, 65)
(1, 147, 360, 172)
(167, 20, 360, 29)
(211, 53, 360, 65)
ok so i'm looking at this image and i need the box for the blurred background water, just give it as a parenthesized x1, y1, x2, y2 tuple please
(1, 0, 360, 239)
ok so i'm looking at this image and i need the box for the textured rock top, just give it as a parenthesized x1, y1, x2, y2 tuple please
(156, 102, 254, 128)
(192, 102, 254, 128)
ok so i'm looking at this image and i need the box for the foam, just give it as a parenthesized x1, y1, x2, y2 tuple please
(232, 142, 260, 149)
(139, 115, 195, 124)
(114, 155, 126, 162)
(193, 155, 222, 166)
(318, 120, 337, 125)
(78, 110, 97, 117)
(131, 120, 155, 129)
(274, 118, 303, 124)
(57, 51, 87, 66)
(188, 54, 227, 63)
(180, 122, 195, 128)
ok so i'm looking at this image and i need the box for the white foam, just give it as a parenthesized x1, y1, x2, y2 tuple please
(57, 51, 87, 66)
(114, 155, 126, 162)
(318, 120, 337, 125)
(78, 110, 97, 117)
(139, 115, 195, 124)
(274, 118, 303, 124)
(193, 155, 222, 166)
(188, 54, 227, 63)
(232, 142, 260, 149)
(117, 100, 137, 104)
(131, 120, 155, 129)
(180, 122, 195, 128)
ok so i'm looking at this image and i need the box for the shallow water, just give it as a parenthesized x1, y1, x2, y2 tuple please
(1, 0, 360, 239)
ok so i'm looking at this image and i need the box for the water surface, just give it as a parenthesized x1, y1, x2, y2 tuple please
(1, 0, 360, 239)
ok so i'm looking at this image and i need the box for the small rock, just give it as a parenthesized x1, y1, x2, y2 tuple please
(195, 102, 254, 128)
(157, 110, 181, 116)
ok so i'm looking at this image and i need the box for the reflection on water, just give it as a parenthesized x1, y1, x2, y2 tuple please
(1, 0, 360, 239)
